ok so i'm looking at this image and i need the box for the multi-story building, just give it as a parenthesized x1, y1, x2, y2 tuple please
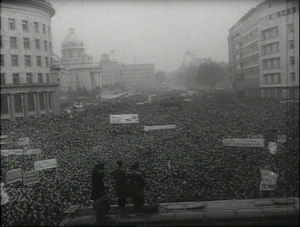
(258, 0, 299, 99)
(120, 64, 155, 90)
(228, 0, 299, 99)
(1, 0, 61, 121)
(99, 54, 120, 86)
(58, 28, 102, 92)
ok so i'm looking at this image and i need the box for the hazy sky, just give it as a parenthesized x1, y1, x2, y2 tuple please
(49, 0, 263, 73)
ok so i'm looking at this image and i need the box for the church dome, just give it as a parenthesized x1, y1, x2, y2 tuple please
(62, 28, 83, 47)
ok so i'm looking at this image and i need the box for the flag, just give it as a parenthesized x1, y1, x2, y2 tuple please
(268, 142, 277, 155)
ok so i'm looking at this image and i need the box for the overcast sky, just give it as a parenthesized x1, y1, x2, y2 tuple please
(49, 0, 263, 73)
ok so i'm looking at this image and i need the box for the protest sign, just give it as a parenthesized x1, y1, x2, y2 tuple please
(268, 142, 277, 155)
(1, 149, 23, 156)
(23, 170, 40, 186)
(0, 135, 8, 145)
(222, 138, 264, 147)
(144, 125, 177, 131)
(109, 114, 139, 124)
(136, 102, 144, 105)
(19, 137, 29, 146)
(23, 149, 42, 155)
(184, 99, 191, 102)
(34, 159, 57, 170)
(247, 134, 264, 139)
(259, 169, 278, 191)
(6, 168, 22, 184)
(277, 135, 287, 143)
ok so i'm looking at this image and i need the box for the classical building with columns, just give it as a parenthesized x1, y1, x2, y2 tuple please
(58, 28, 102, 93)
(0, 0, 61, 121)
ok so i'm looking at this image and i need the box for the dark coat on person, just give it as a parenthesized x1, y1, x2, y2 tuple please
(91, 164, 105, 201)
(112, 167, 128, 194)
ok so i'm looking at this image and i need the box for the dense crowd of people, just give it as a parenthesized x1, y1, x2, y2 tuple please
(1, 89, 299, 226)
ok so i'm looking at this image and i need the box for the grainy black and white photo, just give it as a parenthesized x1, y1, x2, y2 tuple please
(0, 0, 299, 226)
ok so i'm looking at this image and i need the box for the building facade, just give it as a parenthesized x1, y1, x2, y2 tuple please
(228, 0, 299, 99)
(120, 64, 155, 90)
(58, 28, 102, 93)
(99, 54, 120, 86)
(1, 0, 61, 121)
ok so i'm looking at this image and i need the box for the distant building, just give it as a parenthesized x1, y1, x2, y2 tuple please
(228, 0, 299, 99)
(120, 64, 155, 90)
(98, 54, 120, 87)
(59, 28, 102, 93)
(1, 0, 61, 121)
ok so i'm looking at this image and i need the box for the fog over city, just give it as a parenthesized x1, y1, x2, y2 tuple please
(49, 0, 263, 72)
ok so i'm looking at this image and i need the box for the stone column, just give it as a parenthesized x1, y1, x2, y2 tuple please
(9, 93, 15, 121)
(23, 93, 29, 120)
(45, 92, 50, 115)
(35, 92, 41, 118)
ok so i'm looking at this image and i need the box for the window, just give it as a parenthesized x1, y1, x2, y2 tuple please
(25, 55, 31, 66)
(38, 73, 43, 83)
(48, 27, 51, 37)
(23, 38, 30, 49)
(50, 58, 53, 66)
(287, 8, 291, 15)
(22, 20, 28, 31)
(291, 72, 295, 82)
(292, 7, 296, 13)
(44, 40, 48, 51)
(11, 55, 18, 66)
(290, 56, 295, 65)
(10, 37, 17, 48)
(26, 73, 32, 84)
(45, 57, 49, 67)
(289, 40, 294, 49)
(277, 12, 281, 18)
(281, 10, 285, 16)
(13, 73, 19, 85)
(46, 73, 50, 83)
(289, 24, 294, 33)
(0, 74, 5, 86)
(35, 39, 40, 49)
(36, 56, 42, 66)
(34, 22, 39, 33)
(43, 24, 46, 34)
(49, 42, 52, 53)
(0, 36, 2, 48)
(9, 19, 15, 30)
(0, 55, 3, 65)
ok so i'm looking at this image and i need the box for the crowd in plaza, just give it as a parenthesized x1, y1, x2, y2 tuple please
(1, 90, 299, 226)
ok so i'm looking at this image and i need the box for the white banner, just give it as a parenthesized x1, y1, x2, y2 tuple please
(0, 135, 8, 144)
(259, 169, 278, 191)
(109, 114, 139, 124)
(1, 149, 23, 156)
(247, 134, 264, 139)
(6, 168, 22, 184)
(23, 170, 40, 186)
(19, 137, 29, 146)
(92, 146, 101, 153)
(277, 134, 287, 143)
(144, 125, 177, 131)
(222, 138, 264, 147)
(23, 149, 42, 155)
(184, 99, 191, 102)
(136, 102, 144, 105)
(268, 142, 277, 155)
(34, 159, 57, 170)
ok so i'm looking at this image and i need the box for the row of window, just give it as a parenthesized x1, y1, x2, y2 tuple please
(244, 66, 260, 75)
(0, 55, 52, 67)
(258, 0, 294, 13)
(262, 57, 280, 70)
(261, 42, 280, 56)
(261, 26, 279, 41)
(1, 36, 52, 52)
(0, 73, 51, 86)
(259, 6, 298, 24)
(62, 49, 82, 59)
(243, 53, 259, 67)
(263, 73, 281, 84)
(1, 93, 53, 115)
(2, 17, 51, 37)
(241, 41, 259, 56)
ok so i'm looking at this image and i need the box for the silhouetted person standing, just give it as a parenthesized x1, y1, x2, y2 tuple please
(127, 164, 145, 213)
(111, 161, 128, 209)
(134, 161, 146, 207)
(93, 191, 110, 226)
(91, 163, 105, 201)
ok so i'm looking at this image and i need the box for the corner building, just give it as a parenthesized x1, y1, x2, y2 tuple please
(228, 0, 299, 99)
(1, 0, 60, 121)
